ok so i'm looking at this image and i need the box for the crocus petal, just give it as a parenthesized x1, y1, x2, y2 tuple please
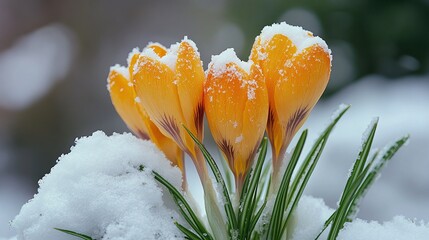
(175, 40, 205, 140)
(108, 66, 150, 139)
(148, 43, 167, 57)
(108, 63, 184, 172)
(205, 49, 268, 188)
(151, 126, 185, 170)
(133, 56, 186, 149)
(274, 44, 331, 140)
(250, 22, 331, 171)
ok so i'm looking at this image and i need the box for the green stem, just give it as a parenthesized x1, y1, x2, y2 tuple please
(194, 149, 229, 240)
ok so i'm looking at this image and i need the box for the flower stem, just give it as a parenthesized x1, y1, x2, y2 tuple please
(193, 149, 229, 239)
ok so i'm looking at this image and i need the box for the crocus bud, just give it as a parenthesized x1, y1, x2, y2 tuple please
(250, 22, 332, 174)
(205, 49, 269, 193)
(133, 38, 206, 173)
(107, 47, 184, 172)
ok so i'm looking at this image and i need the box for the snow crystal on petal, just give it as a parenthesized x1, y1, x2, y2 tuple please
(181, 36, 200, 57)
(109, 64, 129, 80)
(259, 22, 331, 59)
(126, 47, 140, 65)
(209, 48, 252, 76)
(160, 42, 179, 70)
(140, 47, 161, 61)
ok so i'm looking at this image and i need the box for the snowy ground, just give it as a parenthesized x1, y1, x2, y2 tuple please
(1, 74, 428, 239)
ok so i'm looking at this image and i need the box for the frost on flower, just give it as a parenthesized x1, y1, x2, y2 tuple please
(12, 131, 183, 240)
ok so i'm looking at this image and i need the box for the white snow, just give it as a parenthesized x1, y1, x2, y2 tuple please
(0, 176, 32, 239)
(209, 48, 252, 76)
(140, 47, 161, 62)
(109, 64, 130, 80)
(338, 216, 429, 240)
(126, 47, 140, 65)
(107, 64, 130, 92)
(11, 131, 183, 240)
(288, 195, 333, 240)
(258, 22, 331, 58)
(145, 42, 166, 50)
(139, 37, 200, 71)
(330, 103, 349, 120)
(287, 196, 429, 240)
(361, 117, 379, 146)
(0, 23, 75, 110)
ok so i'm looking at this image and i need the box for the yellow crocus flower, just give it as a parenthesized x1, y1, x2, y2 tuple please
(107, 46, 184, 172)
(250, 22, 332, 175)
(205, 49, 269, 193)
(132, 38, 206, 174)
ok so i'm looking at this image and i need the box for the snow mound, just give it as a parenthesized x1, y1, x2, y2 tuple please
(288, 195, 334, 240)
(11, 131, 183, 240)
(338, 216, 429, 240)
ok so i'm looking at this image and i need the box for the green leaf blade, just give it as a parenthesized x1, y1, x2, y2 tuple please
(54, 228, 93, 240)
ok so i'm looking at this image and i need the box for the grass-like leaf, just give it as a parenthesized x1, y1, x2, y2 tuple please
(218, 151, 235, 194)
(325, 118, 410, 240)
(182, 125, 238, 233)
(238, 138, 269, 239)
(153, 171, 212, 240)
(316, 119, 379, 239)
(54, 228, 93, 240)
(324, 119, 379, 239)
(256, 161, 272, 202)
(175, 222, 201, 240)
(272, 104, 350, 239)
(268, 129, 307, 239)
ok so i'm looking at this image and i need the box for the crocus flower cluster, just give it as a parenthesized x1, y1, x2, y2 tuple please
(107, 22, 331, 195)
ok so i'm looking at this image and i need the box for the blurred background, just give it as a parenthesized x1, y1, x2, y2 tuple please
(0, 0, 428, 237)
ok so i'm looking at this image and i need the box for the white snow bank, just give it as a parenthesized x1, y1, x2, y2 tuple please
(11, 131, 183, 240)
(287, 196, 429, 240)
(288, 195, 333, 240)
(338, 216, 429, 240)
(0, 176, 32, 239)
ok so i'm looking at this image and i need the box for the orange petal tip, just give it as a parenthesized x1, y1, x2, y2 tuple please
(107, 64, 129, 91)
(257, 22, 332, 61)
(139, 37, 200, 71)
(209, 48, 252, 77)
(126, 47, 141, 65)
(145, 42, 167, 57)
